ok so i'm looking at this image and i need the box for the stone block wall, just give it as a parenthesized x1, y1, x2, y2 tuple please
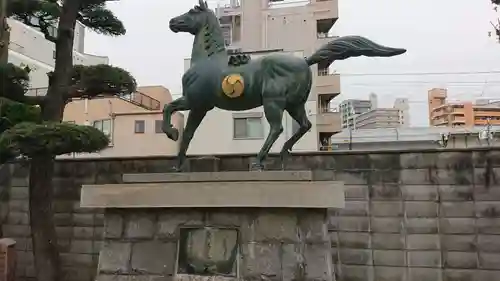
(2, 164, 104, 281)
(97, 208, 331, 281)
(328, 150, 500, 281)
(0, 148, 500, 281)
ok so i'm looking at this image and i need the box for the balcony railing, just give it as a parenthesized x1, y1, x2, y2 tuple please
(26, 87, 48, 97)
(119, 92, 161, 111)
(26, 88, 161, 111)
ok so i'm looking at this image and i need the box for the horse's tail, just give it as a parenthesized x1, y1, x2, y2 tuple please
(305, 35, 406, 67)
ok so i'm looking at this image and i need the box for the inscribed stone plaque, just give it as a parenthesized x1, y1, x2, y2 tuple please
(177, 227, 238, 277)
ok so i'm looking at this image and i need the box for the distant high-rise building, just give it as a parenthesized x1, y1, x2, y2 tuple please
(339, 94, 410, 129)
(339, 99, 373, 129)
(428, 88, 500, 127)
(394, 98, 410, 127)
(369, 92, 378, 109)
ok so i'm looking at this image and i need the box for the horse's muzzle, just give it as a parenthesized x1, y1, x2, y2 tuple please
(169, 19, 181, 33)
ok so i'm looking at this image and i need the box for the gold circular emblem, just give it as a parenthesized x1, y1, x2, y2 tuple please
(221, 74, 244, 98)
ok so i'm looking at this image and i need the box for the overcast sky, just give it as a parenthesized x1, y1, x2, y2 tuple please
(85, 0, 500, 126)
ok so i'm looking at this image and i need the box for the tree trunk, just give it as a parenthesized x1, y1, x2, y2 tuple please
(28, 1, 82, 280)
(43, 0, 81, 121)
(29, 156, 60, 281)
(0, 0, 9, 64)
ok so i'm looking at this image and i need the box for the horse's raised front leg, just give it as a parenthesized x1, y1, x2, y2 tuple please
(252, 100, 285, 171)
(162, 96, 190, 141)
(175, 109, 208, 171)
(280, 104, 312, 164)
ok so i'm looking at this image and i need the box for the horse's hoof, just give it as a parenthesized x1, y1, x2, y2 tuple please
(250, 162, 264, 171)
(163, 126, 179, 141)
(170, 166, 182, 172)
(279, 149, 291, 160)
(279, 149, 291, 170)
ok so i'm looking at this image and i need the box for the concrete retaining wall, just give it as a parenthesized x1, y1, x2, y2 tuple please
(1, 148, 500, 281)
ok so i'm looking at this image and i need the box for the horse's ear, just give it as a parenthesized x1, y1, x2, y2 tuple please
(199, 0, 207, 9)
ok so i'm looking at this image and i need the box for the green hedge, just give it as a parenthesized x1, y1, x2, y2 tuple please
(0, 122, 109, 163)
(0, 63, 30, 102)
(0, 97, 41, 134)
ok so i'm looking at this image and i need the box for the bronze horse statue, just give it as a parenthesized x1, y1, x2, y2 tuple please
(163, 0, 406, 171)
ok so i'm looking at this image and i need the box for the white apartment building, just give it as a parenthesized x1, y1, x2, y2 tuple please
(186, 0, 340, 155)
(7, 18, 108, 92)
(339, 94, 410, 130)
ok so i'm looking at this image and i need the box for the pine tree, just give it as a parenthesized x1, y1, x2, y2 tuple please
(1, 1, 137, 280)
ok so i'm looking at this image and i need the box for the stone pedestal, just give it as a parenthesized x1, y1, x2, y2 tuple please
(80, 171, 344, 281)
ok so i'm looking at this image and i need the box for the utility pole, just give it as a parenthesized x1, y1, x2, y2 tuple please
(348, 127, 353, 150)
(0, 0, 9, 64)
(485, 117, 493, 146)
(478, 117, 494, 146)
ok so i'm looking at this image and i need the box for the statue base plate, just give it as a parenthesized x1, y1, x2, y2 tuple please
(81, 171, 344, 209)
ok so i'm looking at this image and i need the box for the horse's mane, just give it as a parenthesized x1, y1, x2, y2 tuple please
(228, 54, 251, 67)
(192, 0, 250, 65)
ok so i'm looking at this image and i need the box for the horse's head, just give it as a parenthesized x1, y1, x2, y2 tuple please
(169, 0, 216, 35)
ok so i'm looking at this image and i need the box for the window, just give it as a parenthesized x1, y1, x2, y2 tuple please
(134, 120, 145, 134)
(155, 120, 163, 134)
(93, 119, 113, 141)
(318, 68, 329, 76)
(220, 24, 232, 46)
(233, 117, 264, 139)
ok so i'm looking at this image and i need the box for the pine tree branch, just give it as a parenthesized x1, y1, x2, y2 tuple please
(15, 14, 57, 42)
(77, 4, 125, 36)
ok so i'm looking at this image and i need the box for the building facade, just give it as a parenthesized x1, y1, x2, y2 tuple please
(354, 97, 409, 129)
(7, 18, 108, 91)
(185, 0, 340, 155)
(354, 108, 403, 129)
(339, 99, 373, 129)
(428, 88, 500, 127)
(60, 86, 183, 159)
(339, 94, 409, 129)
